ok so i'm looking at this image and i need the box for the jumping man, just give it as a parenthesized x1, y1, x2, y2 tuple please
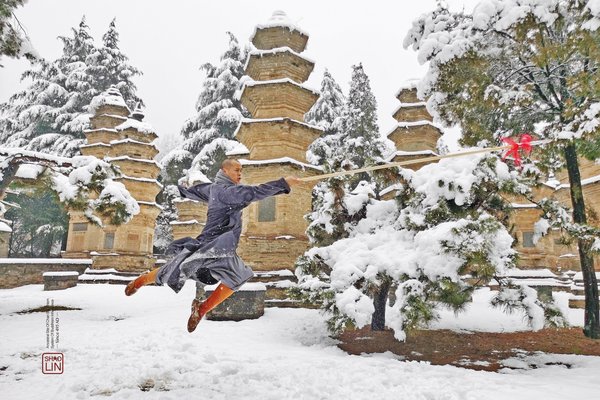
(125, 159, 302, 332)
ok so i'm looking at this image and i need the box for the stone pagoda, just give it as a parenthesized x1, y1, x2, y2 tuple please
(232, 11, 323, 271)
(381, 82, 442, 199)
(62, 87, 162, 271)
(386, 81, 442, 170)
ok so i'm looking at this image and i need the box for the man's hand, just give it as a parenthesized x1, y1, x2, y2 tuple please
(284, 176, 303, 187)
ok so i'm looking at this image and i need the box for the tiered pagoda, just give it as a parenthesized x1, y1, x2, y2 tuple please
(232, 11, 323, 270)
(381, 82, 442, 199)
(386, 82, 441, 170)
(62, 87, 162, 271)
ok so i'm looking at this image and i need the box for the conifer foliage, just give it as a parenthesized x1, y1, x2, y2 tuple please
(404, 0, 600, 338)
(161, 33, 249, 184)
(0, 0, 36, 65)
(0, 17, 143, 157)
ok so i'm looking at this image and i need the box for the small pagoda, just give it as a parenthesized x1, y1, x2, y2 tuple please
(62, 87, 162, 271)
(232, 11, 323, 271)
(381, 82, 442, 199)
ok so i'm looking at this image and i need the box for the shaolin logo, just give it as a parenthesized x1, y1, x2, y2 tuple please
(41, 352, 64, 374)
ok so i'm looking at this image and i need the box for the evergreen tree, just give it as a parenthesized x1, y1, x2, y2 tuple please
(0, 16, 143, 157)
(5, 188, 68, 257)
(161, 32, 249, 184)
(404, 0, 600, 338)
(153, 184, 178, 254)
(0, 0, 36, 66)
(295, 154, 565, 339)
(305, 69, 346, 167)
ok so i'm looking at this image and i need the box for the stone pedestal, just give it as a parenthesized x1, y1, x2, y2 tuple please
(197, 282, 267, 321)
(43, 271, 79, 291)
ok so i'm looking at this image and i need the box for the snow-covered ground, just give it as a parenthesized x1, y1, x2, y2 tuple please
(0, 284, 598, 399)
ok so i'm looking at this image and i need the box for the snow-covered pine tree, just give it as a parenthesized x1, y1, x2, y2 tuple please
(297, 64, 396, 330)
(404, 0, 600, 338)
(160, 32, 249, 185)
(305, 69, 346, 168)
(0, 16, 143, 157)
(296, 153, 566, 340)
(0, 0, 36, 65)
(153, 184, 178, 254)
(87, 18, 143, 111)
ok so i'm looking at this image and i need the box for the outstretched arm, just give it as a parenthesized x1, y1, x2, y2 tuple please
(219, 177, 301, 207)
(178, 182, 211, 203)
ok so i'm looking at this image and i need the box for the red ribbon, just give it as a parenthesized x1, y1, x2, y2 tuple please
(501, 134, 532, 166)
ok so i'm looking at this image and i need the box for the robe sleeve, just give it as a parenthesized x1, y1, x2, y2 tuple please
(218, 178, 291, 207)
(178, 183, 212, 203)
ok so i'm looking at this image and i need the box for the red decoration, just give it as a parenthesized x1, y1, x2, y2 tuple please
(501, 134, 533, 166)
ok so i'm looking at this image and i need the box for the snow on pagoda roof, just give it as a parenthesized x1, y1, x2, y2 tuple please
(105, 156, 160, 167)
(386, 120, 443, 136)
(384, 149, 438, 162)
(555, 174, 600, 190)
(225, 142, 250, 156)
(395, 79, 421, 97)
(15, 164, 45, 180)
(0, 220, 12, 233)
(89, 87, 130, 114)
(109, 138, 158, 148)
(233, 117, 324, 138)
(244, 46, 315, 71)
(137, 201, 164, 210)
(240, 77, 320, 96)
(115, 118, 156, 135)
(249, 10, 309, 42)
(117, 174, 163, 188)
(238, 157, 322, 171)
(391, 102, 428, 117)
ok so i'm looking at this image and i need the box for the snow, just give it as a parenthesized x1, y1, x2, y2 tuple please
(240, 77, 320, 96)
(250, 10, 309, 42)
(14, 164, 45, 180)
(89, 88, 130, 115)
(0, 283, 597, 399)
(42, 271, 79, 277)
(0, 258, 91, 265)
(238, 157, 323, 171)
(235, 117, 324, 135)
(114, 118, 156, 136)
(244, 46, 315, 71)
(225, 142, 250, 156)
(0, 221, 11, 233)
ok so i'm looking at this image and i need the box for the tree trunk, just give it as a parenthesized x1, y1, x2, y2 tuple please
(371, 280, 391, 331)
(564, 143, 599, 339)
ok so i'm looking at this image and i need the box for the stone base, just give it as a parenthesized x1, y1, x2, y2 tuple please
(197, 282, 266, 321)
(91, 253, 156, 272)
(43, 271, 79, 291)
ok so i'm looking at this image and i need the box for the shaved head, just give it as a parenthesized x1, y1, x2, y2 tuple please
(221, 158, 242, 184)
(221, 158, 241, 170)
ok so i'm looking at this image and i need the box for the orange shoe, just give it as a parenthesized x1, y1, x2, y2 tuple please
(125, 269, 159, 296)
(187, 284, 234, 333)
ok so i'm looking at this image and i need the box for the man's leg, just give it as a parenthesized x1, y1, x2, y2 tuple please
(187, 283, 234, 332)
(125, 268, 160, 296)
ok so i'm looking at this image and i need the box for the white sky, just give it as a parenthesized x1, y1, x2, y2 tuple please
(0, 0, 480, 155)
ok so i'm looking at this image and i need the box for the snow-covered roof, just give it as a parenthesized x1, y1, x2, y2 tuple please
(115, 118, 156, 136)
(233, 117, 324, 138)
(395, 79, 420, 97)
(249, 10, 309, 42)
(225, 142, 250, 156)
(84, 127, 120, 134)
(43, 271, 79, 277)
(391, 102, 428, 118)
(244, 46, 315, 71)
(137, 201, 164, 210)
(0, 221, 12, 233)
(509, 203, 538, 209)
(386, 120, 443, 136)
(0, 258, 92, 264)
(555, 174, 600, 190)
(89, 87, 130, 115)
(117, 175, 163, 188)
(238, 157, 323, 171)
(239, 77, 320, 99)
(380, 183, 403, 197)
(385, 149, 438, 162)
(80, 142, 111, 149)
(106, 156, 160, 168)
(15, 164, 45, 180)
(170, 220, 201, 226)
(110, 138, 158, 148)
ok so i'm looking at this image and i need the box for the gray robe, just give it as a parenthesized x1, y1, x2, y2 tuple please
(156, 170, 291, 292)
